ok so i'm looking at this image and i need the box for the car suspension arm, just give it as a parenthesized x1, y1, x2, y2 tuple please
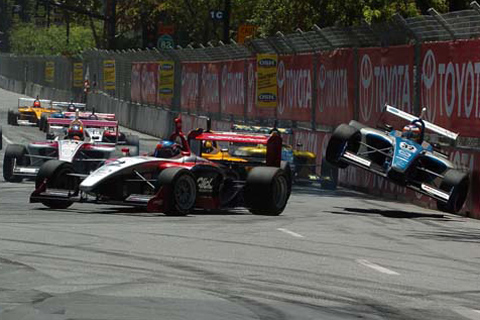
(133, 170, 156, 190)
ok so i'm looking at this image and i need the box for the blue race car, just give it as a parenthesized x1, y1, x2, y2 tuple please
(325, 104, 469, 213)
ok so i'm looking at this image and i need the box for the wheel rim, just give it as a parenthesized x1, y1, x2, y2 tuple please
(174, 175, 196, 211)
(273, 174, 288, 209)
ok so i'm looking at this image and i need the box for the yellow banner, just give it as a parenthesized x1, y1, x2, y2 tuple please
(45, 61, 55, 83)
(158, 61, 175, 99)
(73, 62, 83, 88)
(256, 54, 278, 108)
(103, 60, 116, 90)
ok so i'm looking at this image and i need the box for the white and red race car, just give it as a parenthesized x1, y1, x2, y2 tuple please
(3, 118, 139, 183)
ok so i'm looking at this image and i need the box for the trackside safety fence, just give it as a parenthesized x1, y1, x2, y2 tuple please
(1, 6, 480, 218)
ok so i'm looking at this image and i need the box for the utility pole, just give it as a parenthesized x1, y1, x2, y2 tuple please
(104, 0, 116, 50)
(223, 0, 230, 43)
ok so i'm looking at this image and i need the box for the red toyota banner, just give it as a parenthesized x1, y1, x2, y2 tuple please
(131, 63, 142, 103)
(181, 62, 202, 111)
(200, 62, 221, 114)
(141, 63, 158, 105)
(220, 60, 245, 116)
(277, 53, 314, 122)
(420, 40, 480, 137)
(357, 45, 415, 127)
(316, 49, 355, 127)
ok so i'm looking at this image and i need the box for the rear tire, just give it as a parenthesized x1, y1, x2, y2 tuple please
(156, 168, 197, 216)
(245, 167, 290, 216)
(7, 110, 12, 125)
(325, 124, 361, 168)
(3, 144, 29, 182)
(35, 160, 76, 209)
(436, 169, 469, 214)
(11, 111, 19, 126)
(125, 135, 140, 156)
(39, 114, 48, 131)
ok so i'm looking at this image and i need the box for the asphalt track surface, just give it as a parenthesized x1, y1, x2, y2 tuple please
(0, 88, 479, 320)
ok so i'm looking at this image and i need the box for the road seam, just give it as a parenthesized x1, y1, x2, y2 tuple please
(356, 259, 400, 275)
(2, 134, 13, 145)
(277, 228, 304, 238)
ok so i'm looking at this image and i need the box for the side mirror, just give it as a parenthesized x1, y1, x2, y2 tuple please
(420, 107, 427, 119)
(296, 142, 303, 147)
(384, 124, 393, 131)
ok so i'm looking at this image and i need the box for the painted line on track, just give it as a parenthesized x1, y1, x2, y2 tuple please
(356, 259, 400, 275)
(452, 307, 480, 320)
(277, 228, 304, 238)
(2, 134, 14, 145)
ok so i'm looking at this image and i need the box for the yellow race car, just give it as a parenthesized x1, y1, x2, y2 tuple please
(232, 124, 321, 184)
(7, 97, 62, 127)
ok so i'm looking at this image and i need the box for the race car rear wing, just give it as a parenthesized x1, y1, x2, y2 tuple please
(62, 111, 116, 120)
(232, 124, 293, 135)
(188, 130, 283, 167)
(47, 118, 119, 129)
(384, 104, 459, 141)
(52, 102, 86, 110)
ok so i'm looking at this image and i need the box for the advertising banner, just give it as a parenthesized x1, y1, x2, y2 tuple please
(141, 63, 158, 105)
(357, 45, 415, 127)
(256, 53, 278, 108)
(420, 40, 480, 138)
(316, 49, 355, 126)
(103, 60, 116, 90)
(277, 53, 314, 121)
(45, 61, 55, 83)
(73, 62, 83, 88)
(158, 60, 175, 106)
(200, 62, 221, 114)
(131, 63, 142, 103)
(181, 62, 202, 111)
(220, 60, 245, 116)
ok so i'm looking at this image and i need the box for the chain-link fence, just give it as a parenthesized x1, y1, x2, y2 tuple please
(2, 6, 480, 109)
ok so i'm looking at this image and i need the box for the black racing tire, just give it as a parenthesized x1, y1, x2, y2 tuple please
(35, 160, 76, 209)
(3, 144, 29, 182)
(7, 110, 12, 125)
(325, 124, 361, 169)
(156, 168, 197, 216)
(11, 111, 19, 126)
(245, 167, 290, 216)
(125, 135, 140, 156)
(436, 169, 469, 214)
(348, 120, 367, 130)
(280, 161, 293, 192)
(39, 114, 48, 131)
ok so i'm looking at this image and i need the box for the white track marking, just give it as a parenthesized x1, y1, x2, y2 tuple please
(2, 134, 13, 145)
(452, 307, 480, 320)
(277, 228, 304, 238)
(356, 259, 400, 275)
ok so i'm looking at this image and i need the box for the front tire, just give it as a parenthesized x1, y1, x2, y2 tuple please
(156, 168, 197, 216)
(3, 144, 29, 182)
(325, 124, 361, 168)
(11, 111, 19, 126)
(35, 160, 76, 209)
(436, 169, 469, 214)
(125, 135, 140, 156)
(245, 167, 290, 216)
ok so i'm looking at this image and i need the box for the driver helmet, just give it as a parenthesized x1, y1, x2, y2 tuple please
(33, 100, 41, 108)
(154, 140, 181, 158)
(67, 103, 76, 112)
(402, 124, 421, 142)
(67, 121, 85, 141)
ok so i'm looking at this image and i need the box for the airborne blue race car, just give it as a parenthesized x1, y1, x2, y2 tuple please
(326, 104, 469, 214)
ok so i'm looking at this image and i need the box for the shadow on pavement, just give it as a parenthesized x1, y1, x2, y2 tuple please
(410, 230, 480, 243)
(329, 207, 452, 220)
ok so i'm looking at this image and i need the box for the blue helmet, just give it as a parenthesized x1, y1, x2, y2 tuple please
(154, 140, 181, 158)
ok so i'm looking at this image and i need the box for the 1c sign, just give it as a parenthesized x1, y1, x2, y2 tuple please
(210, 10, 225, 20)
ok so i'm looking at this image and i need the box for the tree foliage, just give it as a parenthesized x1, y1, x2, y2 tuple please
(10, 23, 96, 55)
